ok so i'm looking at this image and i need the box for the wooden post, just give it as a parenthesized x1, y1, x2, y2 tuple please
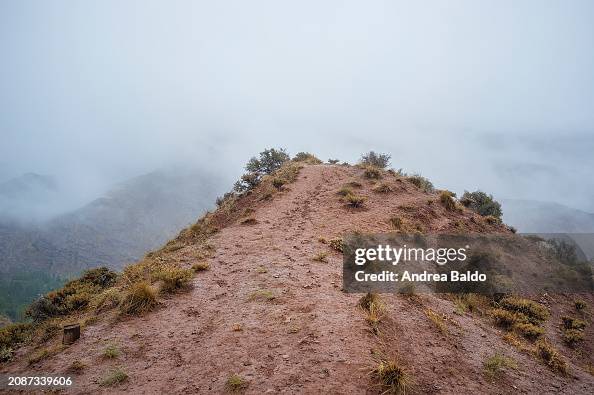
(63, 323, 80, 345)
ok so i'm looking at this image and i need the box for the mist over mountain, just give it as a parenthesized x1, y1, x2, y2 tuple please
(0, 168, 229, 319)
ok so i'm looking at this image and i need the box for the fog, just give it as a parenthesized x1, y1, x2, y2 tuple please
(1, 0, 593, 218)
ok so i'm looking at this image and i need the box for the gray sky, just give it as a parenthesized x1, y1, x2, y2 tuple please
(1, 1, 593, 212)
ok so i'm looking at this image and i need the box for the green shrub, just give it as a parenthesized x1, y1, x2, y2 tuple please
(0, 322, 33, 349)
(246, 148, 290, 174)
(460, 191, 502, 219)
(563, 329, 584, 347)
(514, 322, 544, 340)
(491, 308, 528, 328)
(100, 368, 128, 386)
(103, 344, 120, 359)
(561, 316, 586, 330)
(225, 374, 247, 392)
(119, 282, 158, 315)
(483, 353, 517, 381)
(408, 175, 434, 192)
(360, 151, 391, 169)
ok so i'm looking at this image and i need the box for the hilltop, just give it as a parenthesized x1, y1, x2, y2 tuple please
(1, 155, 593, 394)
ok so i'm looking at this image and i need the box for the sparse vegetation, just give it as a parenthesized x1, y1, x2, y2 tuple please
(574, 299, 587, 311)
(499, 296, 549, 324)
(192, 261, 210, 272)
(100, 368, 128, 387)
(239, 216, 257, 225)
(389, 216, 403, 230)
(562, 329, 584, 347)
(536, 339, 567, 374)
(425, 309, 448, 334)
(225, 374, 247, 392)
(234, 148, 290, 192)
(371, 359, 410, 394)
(491, 308, 527, 329)
(119, 282, 158, 315)
(67, 360, 86, 373)
(561, 316, 586, 330)
(293, 152, 322, 164)
(91, 288, 122, 312)
(328, 158, 340, 164)
(248, 289, 275, 302)
(363, 166, 382, 179)
(328, 238, 343, 252)
(460, 190, 503, 219)
(337, 186, 353, 196)
(514, 322, 544, 340)
(345, 193, 366, 208)
(103, 343, 120, 359)
(407, 175, 434, 192)
(0, 346, 13, 362)
(359, 293, 385, 333)
(372, 183, 393, 193)
(439, 190, 456, 211)
(0, 322, 33, 353)
(345, 180, 363, 188)
(483, 353, 517, 381)
(360, 151, 391, 169)
(312, 252, 329, 263)
(153, 267, 194, 293)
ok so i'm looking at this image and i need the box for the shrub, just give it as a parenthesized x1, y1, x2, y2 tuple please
(233, 172, 261, 193)
(239, 216, 257, 225)
(328, 238, 343, 252)
(100, 368, 128, 386)
(360, 151, 391, 169)
(460, 191, 502, 219)
(483, 353, 517, 381)
(312, 252, 329, 263)
(192, 262, 210, 272)
(574, 299, 587, 310)
(514, 322, 544, 340)
(491, 308, 528, 328)
(345, 180, 363, 188)
(561, 316, 586, 330)
(67, 360, 86, 373)
(225, 374, 247, 392)
(154, 267, 194, 293)
(25, 267, 118, 322)
(359, 293, 383, 312)
(363, 166, 382, 179)
(408, 175, 434, 192)
(293, 152, 322, 164)
(499, 297, 549, 324)
(91, 288, 122, 312)
(372, 183, 393, 193)
(372, 359, 409, 394)
(328, 158, 340, 164)
(0, 322, 33, 350)
(337, 186, 353, 196)
(562, 329, 584, 347)
(246, 148, 290, 174)
(439, 191, 456, 211)
(389, 216, 403, 230)
(0, 346, 13, 362)
(345, 193, 366, 208)
(536, 339, 567, 374)
(103, 344, 120, 359)
(248, 289, 275, 302)
(425, 309, 448, 334)
(119, 282, 158, 315)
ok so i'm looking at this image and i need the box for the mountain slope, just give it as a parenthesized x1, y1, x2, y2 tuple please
(2, 163, 593, 394)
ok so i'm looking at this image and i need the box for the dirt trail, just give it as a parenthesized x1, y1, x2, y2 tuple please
(3, 164, 593, 394)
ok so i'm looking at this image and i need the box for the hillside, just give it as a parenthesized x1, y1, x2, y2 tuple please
(0, 169, 226, 320)
(1, 162, 593, 394)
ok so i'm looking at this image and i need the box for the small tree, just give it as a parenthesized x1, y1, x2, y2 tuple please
(360, 151, 391, 169)
(234, 148, 290, 193)
(246, 148, 290, 175)
(460, 191, 502, 219)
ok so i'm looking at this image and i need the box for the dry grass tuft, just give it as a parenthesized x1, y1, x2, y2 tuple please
(153, 267, 194, 293)
(363, 166, 382, 179)
(192, 261, 210, 272)
(345, 193, 366, 208)
(371, 359, 410, 394)
(119, 282, 158, 315)
(312, 252, 329, 263)
(225, 374, 247, 392)
(372, 183, 393, 193)
(536, 339, 567, 374)
(483, 353, 517, 381)
(328, 238, 343, 253)
(439, 191, 456, 211)
(100, 368, 128, 387)
(248, 289, 275, 302)
(424, 309, 448, 334)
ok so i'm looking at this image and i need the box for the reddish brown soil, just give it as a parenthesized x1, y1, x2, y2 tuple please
(2, 164, 593, 394)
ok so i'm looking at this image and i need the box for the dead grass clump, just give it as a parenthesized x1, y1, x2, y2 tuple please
(225, 374, 247, 392)
(371, 359, 410, 395)
(67, 360, 86, 373)
(536, 339, 567, 374)
(574, 299, 587, 311)
(192, 261, 210, 272)
(328, 238, 344, 253)
(483, 353, 517, 381)
(490, 308, 529, 328)
(359, 293, 382, 312)
(359, 293, 385, 333)
(345, 193, 366, 208)
(484, 215, 501, 225)
(103, 343, 120, 359)
(389, 216, 403, 230)
(153, 267, 194, 294)
(439, 191, 456, 211)
(453, 293, 489, 315)
(408, 175, 434, 192)
(337, 186, 353, 196)
(372, 183, 393, 193)
(239, 216, 257, 225)
(119, 282, 158, 315)
(100, 368, 128, 387)
(363, 166, 382, 179)
(91, 288, 122, 312)
(312, 252, 329, 263)
(345, 180, 363, 188)
(248, 289, 275, 302)
(425, 309, 448, 334)
(561, 316, 586, 330)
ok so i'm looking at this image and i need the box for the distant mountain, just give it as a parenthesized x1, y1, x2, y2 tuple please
(0, 173, 61, 222)
(502, 199, 594, 260)
(0, 168, 228, 319)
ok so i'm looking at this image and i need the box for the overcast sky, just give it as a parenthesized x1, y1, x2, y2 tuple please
(1, 1, 593, 212)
